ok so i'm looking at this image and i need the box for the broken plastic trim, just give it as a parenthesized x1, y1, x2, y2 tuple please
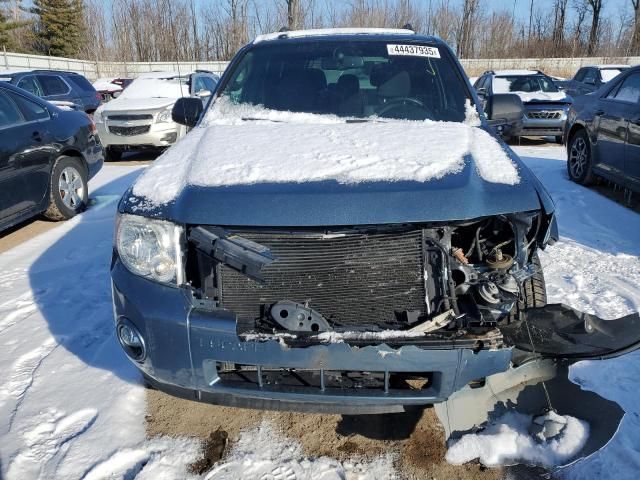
(189, 226, 274, 283)
(501, 303, 640, 360)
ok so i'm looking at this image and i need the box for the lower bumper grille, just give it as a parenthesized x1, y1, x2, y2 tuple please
(218, 230, 427, 327)
(109, 125, 150, 136)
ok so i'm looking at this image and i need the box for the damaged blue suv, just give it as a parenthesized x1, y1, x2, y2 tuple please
(111, 29, 640, 414)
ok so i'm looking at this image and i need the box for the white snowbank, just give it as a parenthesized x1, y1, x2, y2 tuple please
(446, 412, 589, 468)
(132, 101, 519, 205)
(205, 422, 397, 480)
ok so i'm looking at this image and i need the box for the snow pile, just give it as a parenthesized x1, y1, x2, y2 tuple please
(446, 412, 589, 468)
(132, 101, 519, 206)
(206, 422, 397, 480)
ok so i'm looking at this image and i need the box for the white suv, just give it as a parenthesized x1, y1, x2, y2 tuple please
(94, 71, 218, 160)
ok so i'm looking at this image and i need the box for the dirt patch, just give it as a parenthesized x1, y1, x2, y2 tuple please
(146, 388, 506, 479)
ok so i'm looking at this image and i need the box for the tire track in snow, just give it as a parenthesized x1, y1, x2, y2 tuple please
(6, 408, 98, 480)
(0, 339, 58, 429)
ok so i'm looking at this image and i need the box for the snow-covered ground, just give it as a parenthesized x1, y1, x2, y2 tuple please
(0, 144, 639, 479)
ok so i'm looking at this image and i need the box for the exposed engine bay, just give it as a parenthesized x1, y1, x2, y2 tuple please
(185, 211, 550, 344)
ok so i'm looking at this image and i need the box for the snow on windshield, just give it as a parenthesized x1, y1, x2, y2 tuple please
(132, 100, 519, 206)
(118, 76, 188, 100)
(600, 69, 624, 83)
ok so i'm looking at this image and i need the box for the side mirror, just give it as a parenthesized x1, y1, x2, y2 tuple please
(172, 97, 204, 127)
(112, 90, 122, 99)
(195, 89, 212, 98)
(585, 79, 596, 86)
(486, 93, 524, 125)
(476, 87, 487, 97)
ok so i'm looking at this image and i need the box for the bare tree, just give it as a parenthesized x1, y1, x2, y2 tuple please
(552, 0, 569, 49)
(632, 0, 640, 53)
(458, 0, 481, 58)
(586, 0, 604, 55)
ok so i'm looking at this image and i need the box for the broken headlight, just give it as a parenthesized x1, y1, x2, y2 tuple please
(115, 214, 183, 285)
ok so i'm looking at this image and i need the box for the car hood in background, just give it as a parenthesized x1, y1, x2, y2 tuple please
(514, 91, 571, 104)
(102, 97, 177, 112)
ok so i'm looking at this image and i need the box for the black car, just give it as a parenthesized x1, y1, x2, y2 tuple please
(561, 65, 630, 98)
(0, 82, 104, 232)
(0, 69, 102, 113)
(565, 66, 640, 193)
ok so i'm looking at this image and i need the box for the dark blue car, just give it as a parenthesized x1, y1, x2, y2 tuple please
(0, 69, 102, 114)
(110, 29, 640, 414)
(0, 82, 103, 232)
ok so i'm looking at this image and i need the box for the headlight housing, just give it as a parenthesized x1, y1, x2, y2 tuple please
(115, 214, 183, 285)
(94, 108, 104, 123)
(156, 106, 173, 124)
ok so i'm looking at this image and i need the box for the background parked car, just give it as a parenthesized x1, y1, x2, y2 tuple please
(564, 65, 640, 194)
(474, 70, 572, 142)
(0, 69, 102, 114)
(0, 82, 103, 232)
(94, 70, 218, 161)
(93, 77, 134, 102)
(561, 65, 630, 98)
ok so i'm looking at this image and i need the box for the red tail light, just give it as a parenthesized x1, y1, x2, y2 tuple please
(86, 113, 97, 134)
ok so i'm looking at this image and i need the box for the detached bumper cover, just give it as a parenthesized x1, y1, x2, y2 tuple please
(111, 261, 512, 414)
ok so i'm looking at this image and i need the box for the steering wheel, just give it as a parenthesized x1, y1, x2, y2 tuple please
(376, 97, 432, 119)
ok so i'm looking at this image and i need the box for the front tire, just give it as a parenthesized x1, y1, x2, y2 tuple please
(567, 130, 595, 185)
(508, 252, 547, 322)
(44, 156, 89, 221)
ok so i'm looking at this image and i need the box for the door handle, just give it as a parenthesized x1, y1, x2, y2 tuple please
(32, 131, 42, 141)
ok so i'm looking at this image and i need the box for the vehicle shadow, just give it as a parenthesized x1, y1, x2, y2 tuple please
(27, 169, 143, 383)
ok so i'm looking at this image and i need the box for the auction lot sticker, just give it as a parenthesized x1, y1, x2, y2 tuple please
(387, 44, 441, 58)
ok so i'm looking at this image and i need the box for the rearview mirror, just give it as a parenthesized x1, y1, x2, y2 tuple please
(172, 97, 204, 127)
(485, 93, 524, 125)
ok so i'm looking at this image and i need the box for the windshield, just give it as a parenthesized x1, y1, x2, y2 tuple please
(601, 68, 626, 83)
(119, 75, 189, 100)
(216, 40, 470, 122)
(493, 75, 558, 94)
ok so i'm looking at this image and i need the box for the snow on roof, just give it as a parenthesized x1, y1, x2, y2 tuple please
(136, 71, 189, 79)
(254, 27, 415, 43)
(494, 69, 541, 76)
(590, 64, 630, 69)
(131, 100, 519, 206)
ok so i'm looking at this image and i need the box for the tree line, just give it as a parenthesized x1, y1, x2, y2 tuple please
(1, 0, 639, 61)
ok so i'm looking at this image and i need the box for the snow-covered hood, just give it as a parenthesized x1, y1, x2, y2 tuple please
(123, 106, 549, 226)
(512, 91, 571, 104)
(102, 96, 176, 112)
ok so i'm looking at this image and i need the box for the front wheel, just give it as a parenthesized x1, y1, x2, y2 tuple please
(567, 130, 595, 185)
(44, 156, 89, 221)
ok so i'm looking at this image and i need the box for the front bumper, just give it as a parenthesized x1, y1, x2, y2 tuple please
(111, 260, 513, 414)
(519, 107, 568, 137)
(96, 120, 184, 149)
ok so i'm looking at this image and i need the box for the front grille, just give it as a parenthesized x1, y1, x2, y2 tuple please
(526, 110, 562, 119)
(218, 230, 426, 327)
(107, 114, 153, 121)
(109, 125, 150, 136)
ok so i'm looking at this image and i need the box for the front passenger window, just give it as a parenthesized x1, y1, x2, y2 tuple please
(0, 92, 24, 127)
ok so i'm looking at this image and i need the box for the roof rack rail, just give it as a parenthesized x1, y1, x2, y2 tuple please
(195, 69, 214, 74)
